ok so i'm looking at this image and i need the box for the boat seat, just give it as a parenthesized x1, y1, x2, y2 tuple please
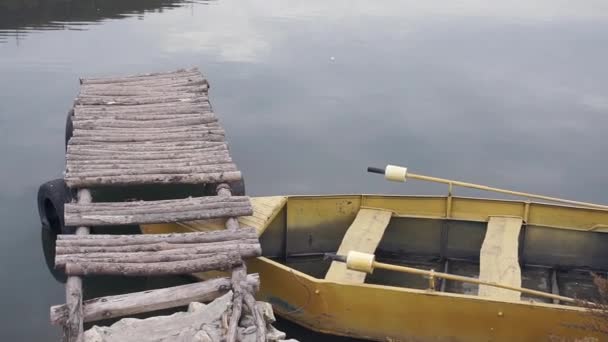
(64, 196, 253, 226)
(325, 208, 392, 283)
(478, 216, 523, 301)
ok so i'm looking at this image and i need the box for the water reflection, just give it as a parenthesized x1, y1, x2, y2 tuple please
(0, 0, 208, 44)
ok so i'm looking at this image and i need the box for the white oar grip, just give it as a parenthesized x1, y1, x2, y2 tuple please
(346, 251, 375, 274)
(385, 165, 408, 182)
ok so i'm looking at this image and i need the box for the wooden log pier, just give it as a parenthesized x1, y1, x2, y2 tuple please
(50, 68, 291, 341)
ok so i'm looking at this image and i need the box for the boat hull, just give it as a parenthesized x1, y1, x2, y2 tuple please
(142, 194, 608, 341)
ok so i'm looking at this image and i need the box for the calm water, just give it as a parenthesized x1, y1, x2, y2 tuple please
(2, 0, 608, 340)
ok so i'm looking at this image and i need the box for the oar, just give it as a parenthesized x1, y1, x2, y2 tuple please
(325, 252, 583, 305)
(367, 164, 608, 210)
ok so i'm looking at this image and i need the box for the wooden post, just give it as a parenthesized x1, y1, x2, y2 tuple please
(64, 189, 91, 342)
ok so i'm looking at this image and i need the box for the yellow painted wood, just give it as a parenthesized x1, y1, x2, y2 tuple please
(478, 216, 523, 301)
(248, 257, 602, 342)
(325, 208, 392, 283)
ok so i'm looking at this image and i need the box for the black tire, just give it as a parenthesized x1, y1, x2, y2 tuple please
(228, 178, 246, 196)
(37, 178, 74, 234)
(65, 109, 73, 150)
(41, 225, 67, 283)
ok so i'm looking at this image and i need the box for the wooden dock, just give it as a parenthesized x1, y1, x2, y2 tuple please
(50, 68, 283, 342)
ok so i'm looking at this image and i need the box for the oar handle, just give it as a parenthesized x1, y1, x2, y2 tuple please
(367, 166, 385, 175)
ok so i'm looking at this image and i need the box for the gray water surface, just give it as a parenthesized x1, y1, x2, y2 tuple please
(1, 1, 608, 340)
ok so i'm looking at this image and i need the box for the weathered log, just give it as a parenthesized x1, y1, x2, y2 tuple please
(58, 226, 256, 241)
(67, 150, 227, 160)
(76, 88, 203, 97)
(64, 195, 248, 212)
(67, 150, 227, 161)
(67, 132, 225, 144)
(67, 160, 234, 170)
(73, 106, 212, 117)
(67, 158, 232, 169)
(57, 254, 212, 266)
(73, 101, 211, 113)
(71, 125, 223, 135)
(55, 244, 261, 266)
(73, 119, 217, 129)
(68, 135, 225, 145)
(66, 159, 233, 169)
(64, 206, 252, 226)
(50, 274, 259, 326)
(79, 77, 207, 89)
(78, 88, 207, 97)
(67, 141, 225, 153)
(80, 70, 203, 85)
(64, 252, 242, 276)
(67, 149, 229, 160)
(80, 78, 206, 89)
(72, 127, 225, 137)
(76, 96, 206, 106)
(65, 197, 248, 214)
(65, 195, 249, 210)
(80, 77, 208, 88)
(66, 165, 238, 178)
(64, 189, 92, 342)
(56, 239, 259, 255)
(65, 171, 242, 187)
(79, 82, 208, 94)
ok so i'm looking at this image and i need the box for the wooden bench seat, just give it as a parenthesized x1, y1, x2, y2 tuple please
(325, 208, 393, 283)
(478, 216, 523, 301)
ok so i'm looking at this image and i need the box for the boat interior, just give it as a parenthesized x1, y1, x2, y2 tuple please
(257, 195, 608, 305)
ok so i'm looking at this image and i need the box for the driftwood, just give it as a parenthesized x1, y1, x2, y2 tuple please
(83, 292, 232, 342)
(64, 252, 242, 276)
(81, 292, 297, 342)
(50, 274, 260, 325)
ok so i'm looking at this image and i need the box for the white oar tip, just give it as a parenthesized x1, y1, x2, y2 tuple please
(385, 165, 408, 182)
(346, 251, 375, 274)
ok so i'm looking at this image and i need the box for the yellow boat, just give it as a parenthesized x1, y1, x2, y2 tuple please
(142, 165, 608, 342)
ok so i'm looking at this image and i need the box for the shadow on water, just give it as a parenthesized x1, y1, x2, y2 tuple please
(0, 0, 209, 43)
